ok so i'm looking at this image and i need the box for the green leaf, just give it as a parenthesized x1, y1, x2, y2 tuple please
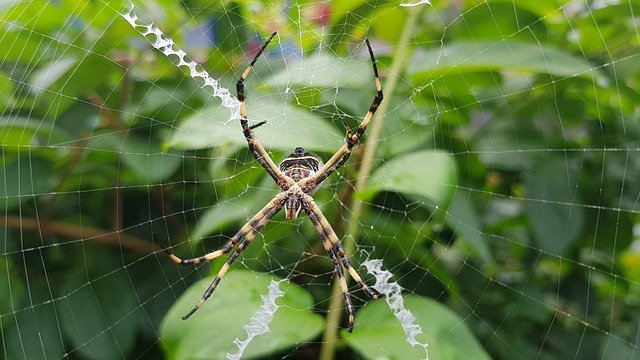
(522, 156, 584, 255)
(0, 157, 57, 211)
(0, 70, 15, 112)
(343, 295, 491, 360)
(448, 2, 547, 43)
(59, 269, 139, 360)
(362, 150, 457, 207)
(266, 52, 374, 89)
(3, 280, 65, 360)
(167, 94, 343, 152)
(0, 29, 49, 64)
(119, 136, 182, 184)
(1, 0, 71, 33)
(476, 118, 545, 170)
(0, 258, 24, 320)
(28, 57, 77, 94)
(409, 41, 597, 80)
(0, 116, 69, 153)
(160, 270, 324, 360)
(29, 54, 115, 116)
(83, 132, 182, 184)
(190, 178, 276, 243)
(446, 189, 494, 264)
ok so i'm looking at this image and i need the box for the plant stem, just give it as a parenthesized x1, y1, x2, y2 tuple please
(1, 216, 155, 253)
(319, 7, 423, 360)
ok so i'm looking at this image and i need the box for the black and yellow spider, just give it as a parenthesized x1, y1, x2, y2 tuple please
(157, 32, 383, 332)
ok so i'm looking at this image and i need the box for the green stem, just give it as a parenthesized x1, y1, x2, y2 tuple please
(318, 7, 423, 360)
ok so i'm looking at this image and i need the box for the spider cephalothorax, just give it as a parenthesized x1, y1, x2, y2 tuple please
(158, 32, 383, 332)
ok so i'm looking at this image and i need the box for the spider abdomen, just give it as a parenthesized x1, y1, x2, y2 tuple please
(279, 147, 323, 182)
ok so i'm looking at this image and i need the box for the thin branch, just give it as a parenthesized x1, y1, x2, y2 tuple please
(1, 216, 155, 253)
(86, 91, 129, 132)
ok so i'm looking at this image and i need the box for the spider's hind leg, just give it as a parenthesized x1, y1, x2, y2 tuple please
(303, 195, 381, 332)
(332, 244, 382, 300)
(179, 192, 286, 319)
(152, 233, 236, 266)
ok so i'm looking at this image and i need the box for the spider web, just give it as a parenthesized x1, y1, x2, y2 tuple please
(1, 1, 639, 359)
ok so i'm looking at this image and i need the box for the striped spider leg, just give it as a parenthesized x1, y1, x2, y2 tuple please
(158, 33, 383, 331)
(301, 192, 382, 332)
(156, 192, 286, 319)
(236, 31, 293, 191)
(298, 38, 384, 194)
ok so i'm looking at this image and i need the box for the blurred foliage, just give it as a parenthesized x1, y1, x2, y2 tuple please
(1, 0, 640, 359)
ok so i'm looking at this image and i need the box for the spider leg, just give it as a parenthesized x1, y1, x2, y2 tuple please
(153, 195, 275, 266)
(303, 195, 381, 298)
(158, 192, 286, 319)
(330, 253, 356, 333)
(236, 32, 291, 189)
(301, 39, 383, 192)
(302, 194, 381, 332)
(304, 206, 355, 332)
(154, 232, 237, 267)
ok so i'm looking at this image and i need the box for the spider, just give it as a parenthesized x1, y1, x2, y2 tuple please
(157, 32, 383, 332)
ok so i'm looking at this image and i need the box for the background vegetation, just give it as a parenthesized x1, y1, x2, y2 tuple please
(2, 0, 640, 359)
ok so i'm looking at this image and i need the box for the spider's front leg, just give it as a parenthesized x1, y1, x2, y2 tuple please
(236, 31, 293, 190)
(300, 39, 383, 193)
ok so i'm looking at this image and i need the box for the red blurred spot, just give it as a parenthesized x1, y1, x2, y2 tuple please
(306, 3, 331, 27)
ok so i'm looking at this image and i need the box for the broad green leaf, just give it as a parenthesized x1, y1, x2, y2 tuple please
(410, 41, 597, 80)
(29, 54, 115, 116)
(0, 258, 24, 320)
(619, 250, 640, 282)
(0, 116, 69, 153)
(476, 118, 545, 170)
(522, 156, 584, 255)
(1, 0, 70, 32)
(343, 295, 491, 360)
(28, 57, 77, 94)
(59, 269, 139, 360)
(119, 136, 182, 184)
(4, 280, 65, 359)
(160, 270, 324, 360)
(190, 178, 277, 243)
(362, 150, 457, 207)
(446, 189, 493, 264)
(449, 2, 547, 43)
(167, 94, 343, 152)
(328, 0, 369, 26)
(0, 29, 50, 64)
(266, 52, 374, 89)
(83, 132, 182, 184)
(0, 71, 15, 112)
(494, 0, 572, 19)
(572, 4, 640, 57)
(0, 157, 57, 211)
